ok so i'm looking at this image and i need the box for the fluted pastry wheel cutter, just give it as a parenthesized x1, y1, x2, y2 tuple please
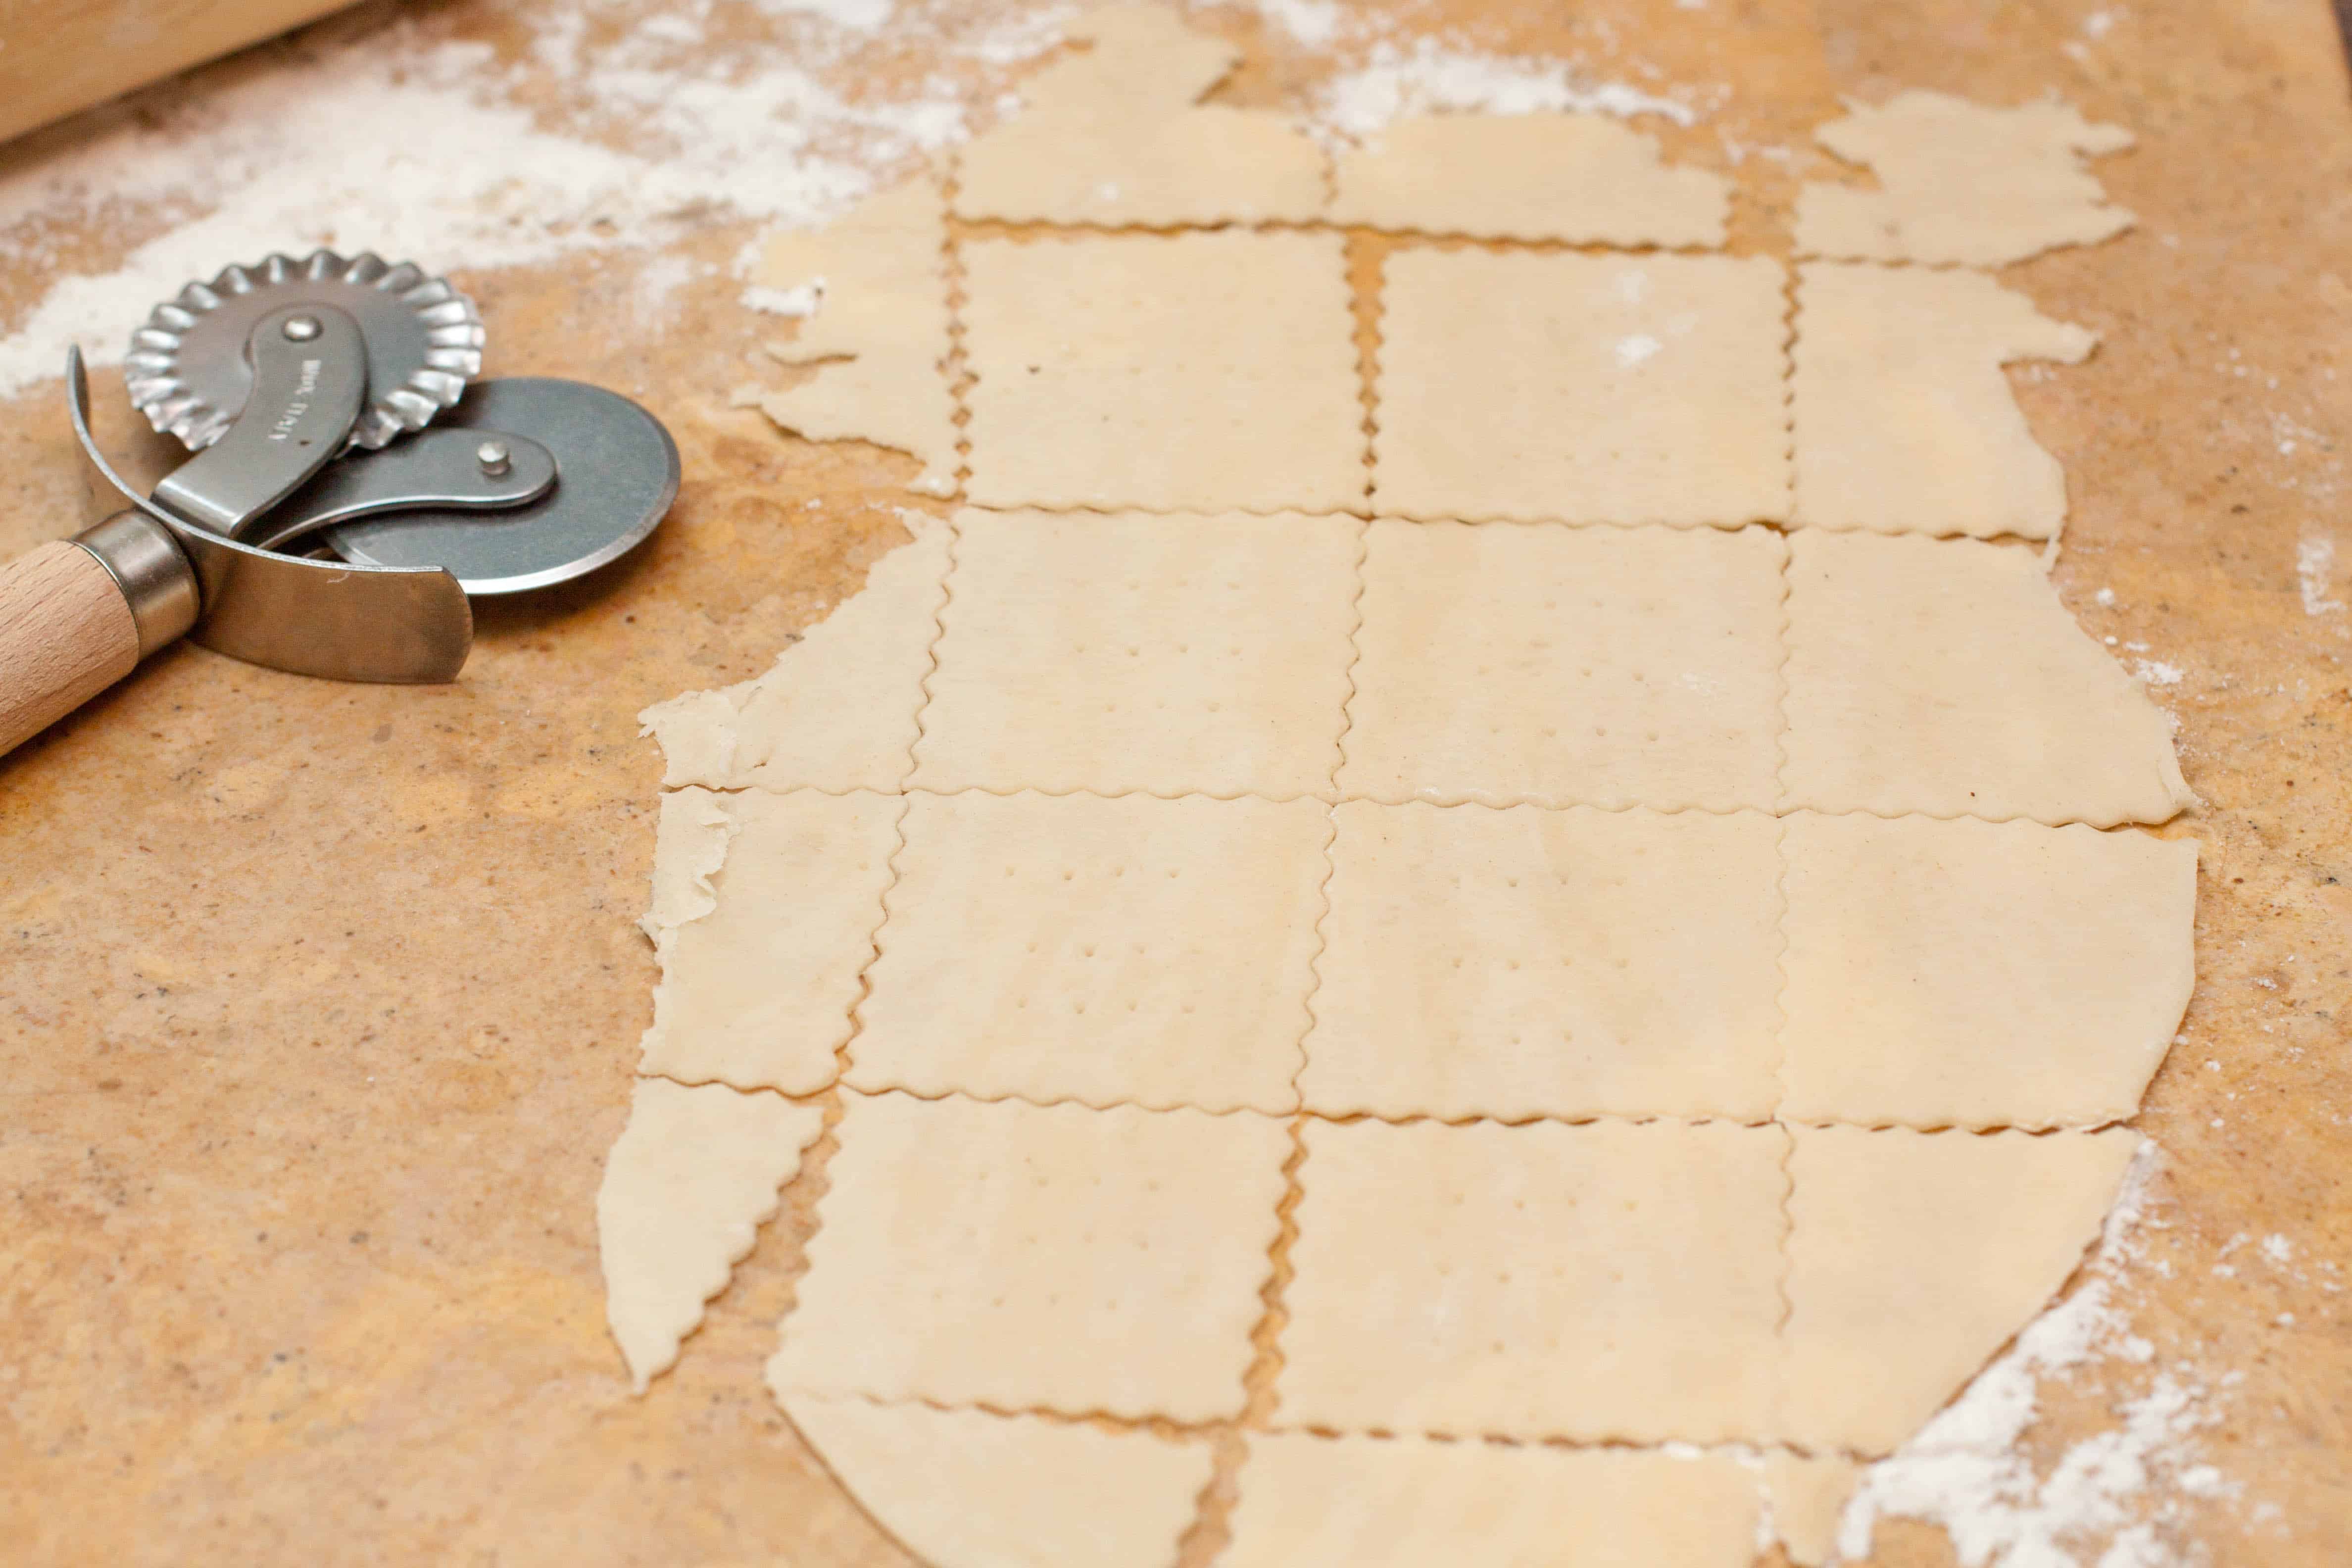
(0, 249, 680, 757)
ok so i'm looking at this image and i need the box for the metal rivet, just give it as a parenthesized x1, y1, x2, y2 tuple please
(282, 315, 322, 342)
(475, 439, 512, 477)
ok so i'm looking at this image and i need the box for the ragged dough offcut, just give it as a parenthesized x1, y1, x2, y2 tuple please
(780, 1395, 1213, 1568)
(1302, 802, 1784, 1122)
(1780, 1124, 2139, 1455)
(747, 177, 955, 494)
(1278, 1118, 1788, 1444)
(639, 787, 735, 939)
(1764, 1452, 1863, 1568)
(1794, 263, 2097, 539)
(1781, 813, 2197, 1129)
(851, 790, 1329, 1114)
(771, 1091, 1289, 1421)
(1329, 113, 1727, 245)
(1225, 1432, 1762, 1568)
(1797, 91, 2135, 266)
(638, 519, 950, 793)
(1780, 531, 2194, 825)
(597, 1079, 825, 1392)
(954, 4, 1323, 225)
(636, 788, 903, 1094)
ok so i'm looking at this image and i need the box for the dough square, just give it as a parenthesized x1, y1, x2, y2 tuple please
(961, 231, 1365, 514)
(1301, 802, 1783, 1121)
(1278, 1118, 1787, 1444)
(910, 508, 1361, 799)
(1780, 812, 2196, 1130)
(1373, 249, 1789, 526)
(850, 790, 1331, 1114)
(636, 788, 903, 1095)
(1339, 520, 1786, 811)
(771, 1091, 1290, 1421)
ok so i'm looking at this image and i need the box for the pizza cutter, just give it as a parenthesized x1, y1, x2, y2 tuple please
(0, 249, 680, 759)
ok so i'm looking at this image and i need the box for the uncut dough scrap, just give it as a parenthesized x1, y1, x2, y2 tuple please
(770, 1091, 1288, 1421)
(1797, 90, 2135, 266)
(1794, 263, 2097, 539)
(1329, 112, 1727, 245)
(851, 790, 1329, 1114)
(1225, 1433, 1762, 1568)
(1781, 530, 2194, 825)
(781, 1396, 1213, 1568)
(597, 1079, 825, 1391)
(1302, 802, 1784, 1122)
(955, 3, 1323, 226)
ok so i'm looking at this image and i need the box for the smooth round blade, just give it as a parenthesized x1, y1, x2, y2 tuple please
(321, 378, 680, 596)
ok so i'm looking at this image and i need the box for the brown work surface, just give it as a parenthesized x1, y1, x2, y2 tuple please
(3, 0, 2349, 1562)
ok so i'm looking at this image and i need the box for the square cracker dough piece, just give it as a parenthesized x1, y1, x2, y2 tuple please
(910, 508, 1360, 799)
(770, 1091, 1289, 1421)
(1793, 262, 2095, 539)
(1781, 812, 2196, 1130)
(851, 790, 1330, 1114)
(1339, 520, 1786, 811)
(636, 788, 903, 1094)
(961, 231, 1365, 514)
(1373, 249, 1789, 526)
(1782, 1124, 2139, 1455)
(1302, 802, 1783, 1122)
(1329, 113, 1728, 245)
(1279, 1118, 1787, 1444)
(1779, 531, 2194, 826)
(1226, 1432, 1762, 1568)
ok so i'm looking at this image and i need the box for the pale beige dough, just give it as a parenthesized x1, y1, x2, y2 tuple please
(770, 1091, 1288, 1421)
(960, 232, 1365, 513)
(747, 178, 956, 494)
(1793, 262, 2096, 539)
(1373, 249, 1789, 526)
(1302, 802, 1783, 1121)
(1781, 812, 2197, 1129)
(636, 788, 902, 1094)
(1764, 1452, 1863, 1568)
(1780, 1124, 2139, 1454)
(851, 790, 1329, 1114)
(1796, 90, 2135, 266)
(1329, 112, 1727, 245)
(954, 5, 1322, 226)
(780, 1395, 1213, 1568)
(597, 1078, 825, 1392)
(1225, 1432, 1762, 1568)
(637, 519, 949, 793)
(910, 508, 1360, 799)
(1278, 1118, 1787, 1443)
(1339, 520, 1786, 811)
(1780, 531, 2195, 825)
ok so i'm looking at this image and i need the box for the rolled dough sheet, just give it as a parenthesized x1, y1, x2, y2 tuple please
(1793, 262, 2097, 539)
(850, 789, 1329, 1114)
(770, 1090, 1289, 1422)
(1329, 112, 1728, 245)
(636, 787, 903, 1095)
(1338, 519, 1786, 811)
(597, 1078, 826, 1392)
(1780, 1124, 2140, 1455)
(1764, 1452, 1863, 1568)
(1372, 248, 1790, 526)
(1779, 530, 2195, 825)
(780, 1394, 1213, 1568)
(1796, 90, 2135, 266)
(1276, 1117, 1788, 1444)
(960, 230, 1362, 514)
(909, 508, 1361, 799)
(1302, 801, 1783, 1122)
(1225, 1432, 1763, 1568)
(1780, 812, 2197, 1130)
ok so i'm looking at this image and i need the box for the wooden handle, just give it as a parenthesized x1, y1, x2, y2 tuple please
(0, 540, 142, 758)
